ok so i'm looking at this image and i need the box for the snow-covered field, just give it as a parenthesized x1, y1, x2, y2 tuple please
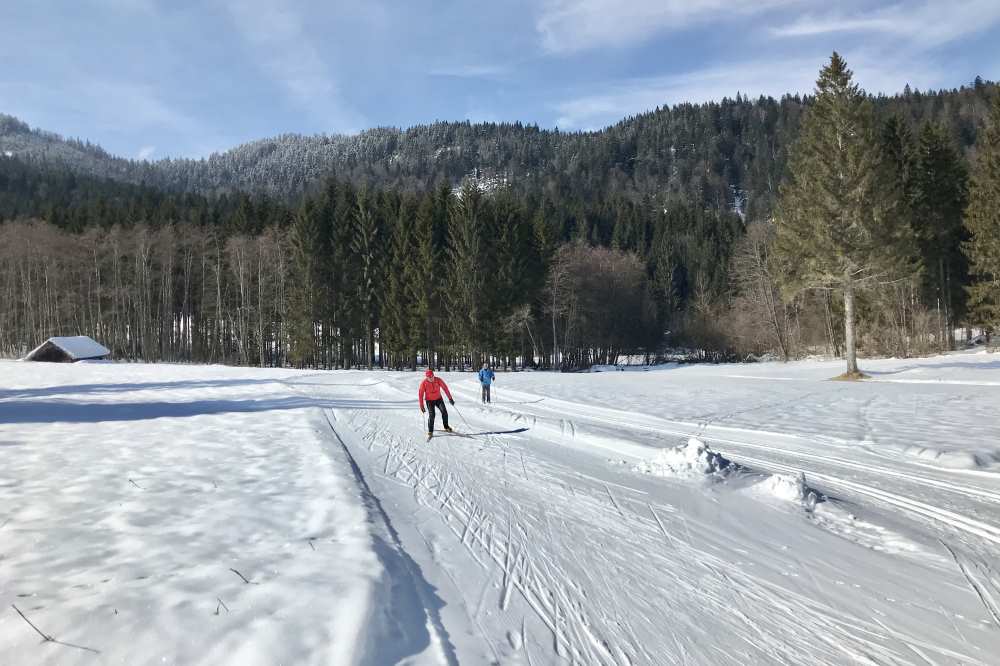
(2, 351, 999, 665)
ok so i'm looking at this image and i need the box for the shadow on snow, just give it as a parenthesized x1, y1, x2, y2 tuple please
(0, 395, 415, 424)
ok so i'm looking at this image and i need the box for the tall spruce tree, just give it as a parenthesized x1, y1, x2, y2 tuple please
(964, 93, 1000, 336)
(287, 199, 321, 367)
(408, 193, 441, 366)
(911, 123, 969, 348)
(351, 188, 380, 368)
(383, 196, 418, 367)
(330, 181, 358, 367)
(881, 115, 915, 212)
(775, 53, 914, 376)
(447, 184, 487, 362)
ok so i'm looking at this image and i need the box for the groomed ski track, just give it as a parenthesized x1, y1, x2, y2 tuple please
(290, 369, 1000, 666)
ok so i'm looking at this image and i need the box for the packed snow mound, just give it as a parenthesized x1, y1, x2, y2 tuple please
(880, 442, 1000, 470)
(634, 438, 735, 478)
(752, 472, 824, 510)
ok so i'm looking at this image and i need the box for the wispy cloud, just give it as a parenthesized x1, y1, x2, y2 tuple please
(552, 51, 948, 130)
(536, 0, 793, 54)
(221, 0, 365, 132)
(552, 59, 814, 130)
(83, 0, 158, 14)
(137, 145, 156, 160)
(1, 78, 199, 134)
(428, 64, 509, 79)
(771, 0, 1000, 46)
(1, 0, 993, 158)
(91, 81, 201, 134)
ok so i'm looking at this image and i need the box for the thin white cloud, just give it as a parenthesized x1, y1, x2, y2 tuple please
(92, 81, 201, 135)
(553, 59, 814, 130)
(137, 145, 156, 160)
(552, 51, 948, 131)
(221, 0, 365, 132)
(772, 0, 1000, 47)
(91, 0, 158, 13)
(428, 64, 509, 78)
(0, 79, 201, 137)
(536, 0, 793, 54)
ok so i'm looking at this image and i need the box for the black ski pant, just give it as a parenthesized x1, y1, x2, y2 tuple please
(481, 384, 491, 403)
(426, 398, 449, 432)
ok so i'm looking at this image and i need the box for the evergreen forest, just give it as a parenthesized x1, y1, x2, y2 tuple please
(2, 56, 999, 371)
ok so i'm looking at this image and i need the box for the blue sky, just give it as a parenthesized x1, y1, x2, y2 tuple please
(2, 0, 998, 159)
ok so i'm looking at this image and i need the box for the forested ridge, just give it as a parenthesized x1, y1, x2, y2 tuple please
(2, 78, 997, 212)
(1, 63, 999, 370)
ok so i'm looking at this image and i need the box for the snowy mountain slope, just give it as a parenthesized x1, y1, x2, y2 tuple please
(4, 80, 996, 202)
(2, 352, 1000, 664)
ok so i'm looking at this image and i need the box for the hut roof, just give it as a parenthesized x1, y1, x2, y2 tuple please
(24, 336, 111, 362)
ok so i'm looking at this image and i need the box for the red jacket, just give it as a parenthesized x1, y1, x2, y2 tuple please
(419, 377, 453, 409)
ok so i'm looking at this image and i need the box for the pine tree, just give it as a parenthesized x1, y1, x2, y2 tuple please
(492, 194, 538, 361)
(351, 188, 380, 368)
(911, 122, 968, 348)
(964, 93, 1000, 336)
(775, 53, 914, 376)
(324, 180, 359, 367)
(286, 200, 321, 367)
(383, 196, 418, 367)
(408, 193, 442, 366)
(447, 184, 486, 361)
(881, 115, 915, 207)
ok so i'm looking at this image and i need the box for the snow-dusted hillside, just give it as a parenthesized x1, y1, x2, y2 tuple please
(2, 352, 999, 664)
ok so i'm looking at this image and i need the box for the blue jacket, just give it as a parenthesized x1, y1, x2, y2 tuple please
(478, 368, 495, 386)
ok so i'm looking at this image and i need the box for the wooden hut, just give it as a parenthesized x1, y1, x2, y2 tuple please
(24, 336, 111, 362)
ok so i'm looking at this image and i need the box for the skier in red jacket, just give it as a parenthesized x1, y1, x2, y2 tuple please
(419, 369, 455, 437)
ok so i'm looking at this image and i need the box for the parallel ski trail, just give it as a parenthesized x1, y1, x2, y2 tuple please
(479, 390, 1000, 546)
(284, 374, 1000, 666)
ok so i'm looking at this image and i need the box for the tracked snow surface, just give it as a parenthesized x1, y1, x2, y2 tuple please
(2, 350, 1000, 664)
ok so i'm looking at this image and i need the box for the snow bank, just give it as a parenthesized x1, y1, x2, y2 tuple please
(745, 474, 924, 555)
(633, 437, 735, 479)
(634, 440, 828, 513)
(751, 472, 824, 511)
(881, 442, 999, 470)
(590, 363, 679, 373)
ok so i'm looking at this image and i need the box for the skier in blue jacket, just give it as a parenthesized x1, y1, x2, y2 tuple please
(478, 363, 495, 404)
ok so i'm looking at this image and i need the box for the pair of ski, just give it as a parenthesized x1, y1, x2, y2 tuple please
(427, 429, 470, 441)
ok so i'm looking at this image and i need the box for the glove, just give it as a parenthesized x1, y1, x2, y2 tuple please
(449, 399, 455, 406)
(420, 406, 426, 414)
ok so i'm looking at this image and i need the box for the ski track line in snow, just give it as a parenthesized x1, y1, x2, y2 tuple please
(277, 382, 461, 666)
(679, 448, 1000, 548)
(723, 373, 1000, 387)
(342, 405, 679, 665)
(327, 378, 993, 666)
(480, 391, 1000, 547)
(359, 420, 621, 665)
(437, 384, 1000, 560)
(939, 540, 1000, 631)
(272, 374, 1000, 664)
(509, 392, 1000, 503)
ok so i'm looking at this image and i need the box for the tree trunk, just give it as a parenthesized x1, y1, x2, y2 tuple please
(551, 289, 559, 370)
(938, 256, 948, 351)
(843, 278, 859, 374)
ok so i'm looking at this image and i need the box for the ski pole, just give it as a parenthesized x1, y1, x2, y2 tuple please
(453, 403, 474, 430)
